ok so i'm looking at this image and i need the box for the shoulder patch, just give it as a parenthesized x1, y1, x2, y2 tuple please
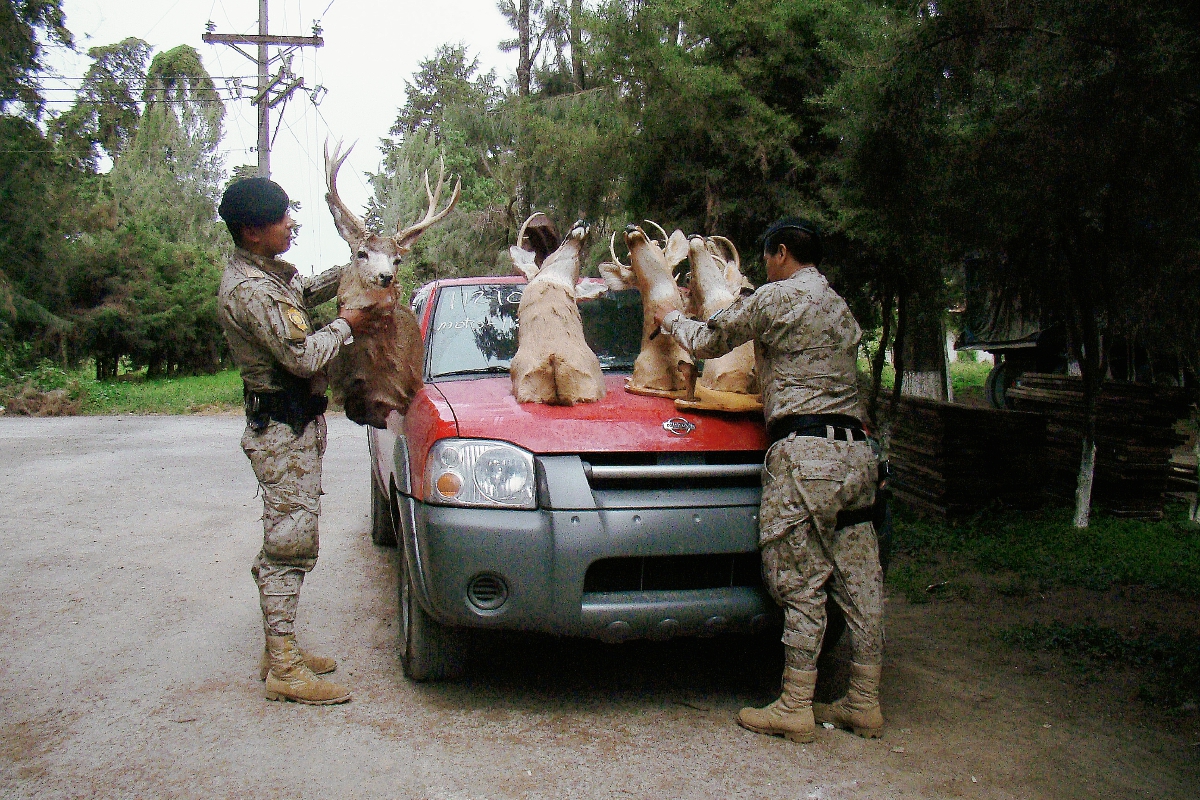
(280, 303, 310, 341)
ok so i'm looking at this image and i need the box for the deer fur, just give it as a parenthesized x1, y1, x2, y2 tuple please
(599, 223, 692, 393)
(509, 219, 607, 405)
(685, 235, 758, 394)
(323, 140, 460, 428)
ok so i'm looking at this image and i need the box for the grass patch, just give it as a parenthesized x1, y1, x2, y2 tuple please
(78, 369, 243, 415)
(858, 358, 989, 394)
(887, 504, 1200, 597)
(888, 505, 1200, 707)
(950, 359, 992, 394)
(1001, 620, 1200, 706)
(1, 360, 243, 416)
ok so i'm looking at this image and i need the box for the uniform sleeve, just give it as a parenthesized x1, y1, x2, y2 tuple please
(671, 290, 767, 360)
(230, 283, 351, 379)
(301, 263, 344, 308)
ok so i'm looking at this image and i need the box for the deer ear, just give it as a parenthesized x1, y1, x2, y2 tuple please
(509, 245, 539, 281)
(598, 261, 634, 291)
(574, 280, 607, 300)
(721, 261, 741, 294)
(664, 230, 689, 269)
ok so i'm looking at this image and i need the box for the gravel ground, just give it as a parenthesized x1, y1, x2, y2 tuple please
(1, 414, 1196, 799)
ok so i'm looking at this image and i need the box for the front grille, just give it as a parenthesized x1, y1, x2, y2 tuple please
(584, 553, 762, 593)
(580, 452, 764, 491)
(466, 573, 509, 611)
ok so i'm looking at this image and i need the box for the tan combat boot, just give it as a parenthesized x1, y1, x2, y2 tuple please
(263, 635, 352, 705)
(258, 644, 336, 681)
(736, 667, 819, 743)
(813, 662, 883, 738)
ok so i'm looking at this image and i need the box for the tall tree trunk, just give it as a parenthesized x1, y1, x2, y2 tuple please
(517, 0, 532, 98)
(897, 290, 950, 402)
(869, 285, 895, 425)
(1070, 230, 1104, 525)
(1069, 267, 1104, 529)
(512, 0, 532, 221)
(891, 288, 907, 404)
(704, 177, 719, 235)
(1190, 433, 1200, 523)
(570, 0, 584, 92)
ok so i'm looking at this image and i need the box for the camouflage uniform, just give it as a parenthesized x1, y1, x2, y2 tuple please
(217, 248, 350, 637)
(671, 267, 883, 669)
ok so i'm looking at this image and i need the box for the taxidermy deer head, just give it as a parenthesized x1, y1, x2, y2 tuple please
(322, 139, 461, 429)
(324, 139, 461, 309)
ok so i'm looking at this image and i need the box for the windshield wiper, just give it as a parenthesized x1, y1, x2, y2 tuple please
(432, 365, 512, 379)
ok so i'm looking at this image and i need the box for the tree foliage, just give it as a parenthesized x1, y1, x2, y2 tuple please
(826, 0, 1200, 523)
(0, 0, 71, 118)
(1, 32, 228, 380)
(52, 37, 151, 167)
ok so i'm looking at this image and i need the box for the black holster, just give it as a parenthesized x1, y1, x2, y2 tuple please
(833, 456, 891, 534)
(244, 370, 328, 436)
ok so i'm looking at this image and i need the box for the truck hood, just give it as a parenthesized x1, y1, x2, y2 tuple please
(432, 374, 767, 454)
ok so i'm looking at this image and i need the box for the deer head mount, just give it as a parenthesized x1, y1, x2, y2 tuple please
(324, 139, 461, 304)
(322, 139, 460, 429)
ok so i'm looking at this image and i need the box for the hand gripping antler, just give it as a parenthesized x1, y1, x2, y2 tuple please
(324, 139, 368, 242)
(395, 155, 462, 249)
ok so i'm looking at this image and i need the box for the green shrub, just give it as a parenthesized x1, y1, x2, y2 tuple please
(889, 505, 1200, 597)
(1001, 620, 1200, 706)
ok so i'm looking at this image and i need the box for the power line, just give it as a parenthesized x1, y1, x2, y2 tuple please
(40, 76, 261, 85)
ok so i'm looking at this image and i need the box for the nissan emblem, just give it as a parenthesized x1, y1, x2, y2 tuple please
(663, 417, 696, 436)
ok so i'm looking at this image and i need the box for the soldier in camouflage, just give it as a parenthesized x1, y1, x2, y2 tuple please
(656, 219, 885, 741)
(216, 178, 368, 705)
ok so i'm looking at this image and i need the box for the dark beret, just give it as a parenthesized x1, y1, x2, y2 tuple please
(218, 178, 289, 228)
(761, 217, 821, 245)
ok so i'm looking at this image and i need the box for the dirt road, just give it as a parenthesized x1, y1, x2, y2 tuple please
(1, 415, 1196, 799)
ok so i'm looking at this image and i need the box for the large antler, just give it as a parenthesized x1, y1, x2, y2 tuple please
(643, 219, 669, 247)
(395, 155, 462, 249)
(708, 235, 740, 274)
(324, 139, 368, 242)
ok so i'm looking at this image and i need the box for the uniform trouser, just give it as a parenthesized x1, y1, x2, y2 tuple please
(759, 433, 884, 670)
(241, 416, 327, 637)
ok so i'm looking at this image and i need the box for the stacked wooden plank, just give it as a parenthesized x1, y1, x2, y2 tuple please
(887, 398, 1048, 519)
(1006, 374, 1194, 519)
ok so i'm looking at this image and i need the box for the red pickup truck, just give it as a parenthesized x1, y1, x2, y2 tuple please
(368, 275, 777, 680)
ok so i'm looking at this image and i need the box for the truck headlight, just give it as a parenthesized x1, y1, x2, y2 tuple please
(426, 439, 537, 509)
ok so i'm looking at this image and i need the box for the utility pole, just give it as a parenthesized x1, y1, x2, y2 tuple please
(203, 1, 324, 178)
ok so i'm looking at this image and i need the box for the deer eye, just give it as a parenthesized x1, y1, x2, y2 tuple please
(356, 250, 368, 259)
(392, 257, 402, 266)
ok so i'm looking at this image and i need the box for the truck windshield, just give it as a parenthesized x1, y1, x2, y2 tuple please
(426, 284, 643, 380)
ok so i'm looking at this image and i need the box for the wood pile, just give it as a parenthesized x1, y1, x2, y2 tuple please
(1006, 374, 1195, 519)
(887, 398, 1048, 519)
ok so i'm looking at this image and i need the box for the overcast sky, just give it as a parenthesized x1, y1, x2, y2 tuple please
(47, 0, 517, 273)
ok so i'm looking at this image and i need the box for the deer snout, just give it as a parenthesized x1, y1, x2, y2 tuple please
(378, 273, 394, 288)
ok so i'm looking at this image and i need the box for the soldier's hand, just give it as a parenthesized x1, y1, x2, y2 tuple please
(340, 307, 370, 334)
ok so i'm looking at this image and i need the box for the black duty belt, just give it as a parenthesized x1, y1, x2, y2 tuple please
(244, 372, 327, 436)
(768, 413, 866, 446)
